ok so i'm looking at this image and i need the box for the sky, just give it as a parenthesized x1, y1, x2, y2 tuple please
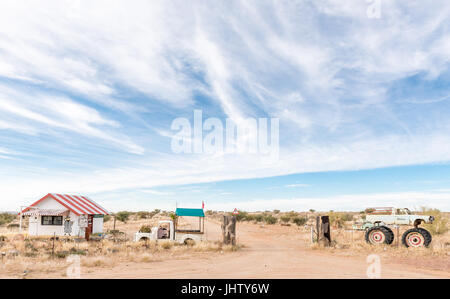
(0, 0, 450, 212)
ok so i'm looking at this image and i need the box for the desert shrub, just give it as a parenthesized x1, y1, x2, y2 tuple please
(55, 251, 69, 259)
(139, 225, 152, 233)
(292, 217, 307, 226)
(420, 207, 449, 235)
(264, 215, 277, 225)
(309, 209, 316, 213)
(7, 223, 19, 229)
(103, 215, 111, 222)
(244, 214, 255, 222)
(280, 216, 291, 223)
(273, 210, 280, 214)
(161, 242, 173, 250)
(137, 211, 151, 219)
(340, 213, 354, 222)
(0, 213, 15, 226)
(235, 211, 248, 222)
(69, 248, 87, 255)
(115, 211, 132, 223)
(286, 211, 298, 218)
(329, 212, 345, 228)
(253, 214, 264, 222)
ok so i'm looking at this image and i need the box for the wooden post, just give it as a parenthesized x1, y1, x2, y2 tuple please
(222, 215, 237, 246)
(316, 216, 320, 243)
(52, 232, 56, 258)
(315, 216, 331, 246)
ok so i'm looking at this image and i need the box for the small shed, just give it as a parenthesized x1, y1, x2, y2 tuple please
(20, 193, 109, 239)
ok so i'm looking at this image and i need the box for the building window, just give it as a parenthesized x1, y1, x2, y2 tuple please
(42, 216, 63, 226)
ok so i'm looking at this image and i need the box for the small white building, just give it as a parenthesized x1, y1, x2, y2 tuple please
(20, 193, 109, 239)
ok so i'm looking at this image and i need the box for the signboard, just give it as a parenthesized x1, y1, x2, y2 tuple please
(78, 215, 88, 228)
(232, 208, 239, 215)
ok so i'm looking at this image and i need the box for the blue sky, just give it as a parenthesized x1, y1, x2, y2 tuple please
(0, 1, 450, 211)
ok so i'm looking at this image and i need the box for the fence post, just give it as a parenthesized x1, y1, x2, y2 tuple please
(315, 216, 331, 246)
(222, 215, 236, 246)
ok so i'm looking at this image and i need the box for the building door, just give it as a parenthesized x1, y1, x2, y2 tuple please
(85, 215, 94, 240)
(29, 216, 39, 236)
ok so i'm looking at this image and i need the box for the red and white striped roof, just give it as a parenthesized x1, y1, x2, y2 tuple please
(21, 193, 109, 216)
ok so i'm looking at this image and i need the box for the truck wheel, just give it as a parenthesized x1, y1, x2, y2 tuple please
(383, 226, 395, 245)
(402, 228, 431, 248)
(417, 228, 432, 245)
(365, 226, 392, 245)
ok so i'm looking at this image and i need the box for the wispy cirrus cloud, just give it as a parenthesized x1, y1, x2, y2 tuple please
(0, 1, 450, 210)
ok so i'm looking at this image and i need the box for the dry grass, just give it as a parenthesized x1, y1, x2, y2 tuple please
(306, 219, 450, 272)
(0, 215, 238, 278)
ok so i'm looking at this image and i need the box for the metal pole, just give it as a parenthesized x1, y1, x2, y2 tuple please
(52, 232, 55, 258)
(19, 207, 23, 233)
(396, 225, 400, 247)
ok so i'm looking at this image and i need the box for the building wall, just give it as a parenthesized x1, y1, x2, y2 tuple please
(27, 196, 82, 236)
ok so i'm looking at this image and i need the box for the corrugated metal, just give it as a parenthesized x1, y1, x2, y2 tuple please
(21, 193, 109, 216)
(176, 208, 205, 217)
(50, 194, 110, 216)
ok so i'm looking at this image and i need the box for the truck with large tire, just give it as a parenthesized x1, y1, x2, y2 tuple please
(359, 207, 434, 247)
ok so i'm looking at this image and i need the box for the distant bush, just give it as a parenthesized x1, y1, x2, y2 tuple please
(420, 207, 449, 235)
(139, 225, 152, 233)
(137, 211, 151, 219)
(280, 216, 291, 223)
(235, 211, 248, 222)
(7, 223, 19, 229)
(115, 211, 132, 223)
(340, 213, 354, 222)
(103, 215, 111, 222)
(264, 215, 277, 225)
(0, 213, 15, 226)
(273, 210, 280, 214)
(254, 214, 264, 222)
(292, 217, 307, 226)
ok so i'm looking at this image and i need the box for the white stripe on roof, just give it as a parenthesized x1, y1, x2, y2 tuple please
(51, 194, 109, 215)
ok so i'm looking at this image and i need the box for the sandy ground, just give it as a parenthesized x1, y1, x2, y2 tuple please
(80, 219, 450, 279)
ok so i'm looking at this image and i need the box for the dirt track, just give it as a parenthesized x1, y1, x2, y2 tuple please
(83, 219, 450, 279)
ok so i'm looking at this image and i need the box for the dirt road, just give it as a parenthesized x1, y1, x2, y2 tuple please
(83, 219, 450, 279)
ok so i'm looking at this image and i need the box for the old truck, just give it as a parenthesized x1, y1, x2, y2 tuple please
(134, 208, 205, 245)
(359, 207, 434, 247)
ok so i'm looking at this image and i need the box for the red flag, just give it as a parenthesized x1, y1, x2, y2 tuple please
(202, 201, 205, 210)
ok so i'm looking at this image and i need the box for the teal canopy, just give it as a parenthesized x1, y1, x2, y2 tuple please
(175, 208, 205, 217)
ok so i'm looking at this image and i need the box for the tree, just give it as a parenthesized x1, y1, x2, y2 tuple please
(116, 211, 132, 223)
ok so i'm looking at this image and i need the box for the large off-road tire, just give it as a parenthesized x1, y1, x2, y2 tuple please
(417, 227, 432, 245)
(365, 226, 394, 245)
(383, 226, 395, 245)
(402, 228, 432, 248)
